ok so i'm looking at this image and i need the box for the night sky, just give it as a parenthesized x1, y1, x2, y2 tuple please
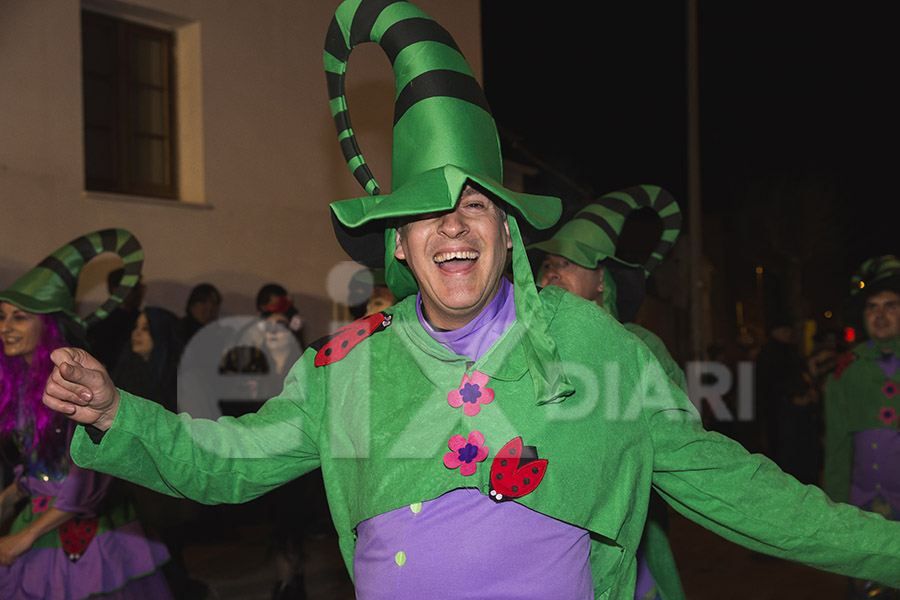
(481, 1, 897, 338)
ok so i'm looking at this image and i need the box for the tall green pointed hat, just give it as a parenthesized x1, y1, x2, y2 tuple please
(324, 0, 573, 403)
(530, 185, 682, 276)
(0, 228, 144, 333)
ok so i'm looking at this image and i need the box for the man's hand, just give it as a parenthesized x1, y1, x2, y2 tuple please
(42, 348, 120, 431)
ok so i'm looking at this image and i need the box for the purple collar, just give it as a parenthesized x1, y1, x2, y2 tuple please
(416, 278, 516, 362)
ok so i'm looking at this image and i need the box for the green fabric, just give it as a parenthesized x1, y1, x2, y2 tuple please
(624, 324, 687, 395)
(824, 338, 900, 503)
(73, 287, 900, 596)
(624, 323, 687, 600)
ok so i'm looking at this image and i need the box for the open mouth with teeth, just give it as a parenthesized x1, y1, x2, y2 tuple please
(434, 250, 479, 273)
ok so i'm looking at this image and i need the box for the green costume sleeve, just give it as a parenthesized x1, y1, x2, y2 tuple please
(642, 352, 900, 586)
(70, 362, 323, 504)
(823, 372, 853, 503)
(623, 323, 687, 393)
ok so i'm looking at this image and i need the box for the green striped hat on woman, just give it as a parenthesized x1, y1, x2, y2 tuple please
(323, 0, 573, 403)
(0, 228, 144, 339)
(847, 255, 900, 321)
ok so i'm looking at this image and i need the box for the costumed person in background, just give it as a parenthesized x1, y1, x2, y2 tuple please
(825, 255, 900, 599)
(86, 269, 145, 373)
(41, 2, 900, 597)
(0, 229, 172, 600)
(531, 186, 686, 600)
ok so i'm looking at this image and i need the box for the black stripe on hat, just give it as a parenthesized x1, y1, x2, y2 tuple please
(340, 136, 361, 161)
(98, 229, 118, 252)
(353, 164, 379, 195)
(324, 17, 351, 62)
(333, 110, 351, 135)
(660, 213, 682, 230)
(381, 18, 459, 65)
(119, 234, 141, 259)
(326, 71, 344, 102)
(38, 257, 79, 294)
(626, 185, 652, 208)
(572, 211, 620, 244)
(599, 196, 634, 218)
(394, 69, 491, 125)
(122, 260, 142, 277)
(71, 235, 98, 265)
(350, 0, 404, 47)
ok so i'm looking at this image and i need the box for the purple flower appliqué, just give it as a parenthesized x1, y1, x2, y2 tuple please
(883, 381, 899, 400)
(447, 371, 495, 416)
(443, 431, 489, 476)
(877, 406, 898, 426)
(32, 494, 52, 514)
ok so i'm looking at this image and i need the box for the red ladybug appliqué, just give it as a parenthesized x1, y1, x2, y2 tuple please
(59, 517, 100, 562)
(489, 437, 548, 502)
(313, 312, 391, 367)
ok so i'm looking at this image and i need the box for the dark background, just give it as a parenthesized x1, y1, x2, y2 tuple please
(481, 1, 896, 349)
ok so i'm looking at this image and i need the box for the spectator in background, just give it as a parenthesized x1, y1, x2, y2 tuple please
(755, 316, 821, 485)
(86, 269, 145, 372)
(112, 306, 207, 600)
(112, 308, 182, 421)
(179, 283, 221, 345)
(348, 269, 397, 320)
(825, 255, 900, 600)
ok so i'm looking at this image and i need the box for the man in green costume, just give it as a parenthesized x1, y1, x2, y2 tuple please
(530, 186, 686, 600)
(824, 255, 900, 599)
(42, 1, 900, 597)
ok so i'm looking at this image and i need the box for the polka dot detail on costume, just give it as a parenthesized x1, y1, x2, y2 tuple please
(410, 502, 422, 514)
(395, 551, 406, 567)
(872, 443, 879, 450)
(873, 463, 879, 470)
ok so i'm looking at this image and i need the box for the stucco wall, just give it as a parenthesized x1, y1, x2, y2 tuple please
(0, 0, 482, 342)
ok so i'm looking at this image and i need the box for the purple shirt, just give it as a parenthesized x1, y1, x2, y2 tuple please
(353, 281, 594, 599)
(416, 278, 517, 362)
(851, 428, 900, 509)
(354, 489, 593, 599)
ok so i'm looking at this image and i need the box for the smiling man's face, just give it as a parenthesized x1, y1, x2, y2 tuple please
(394, 185, 512, 331)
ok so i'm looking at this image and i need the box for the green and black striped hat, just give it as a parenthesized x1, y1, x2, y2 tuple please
(0, 228, 144, 334)
(324, 0, 562, 297)
(324, 0, 573, 404)
(848, 254, 900, 314)
(530, 185, 682, 277)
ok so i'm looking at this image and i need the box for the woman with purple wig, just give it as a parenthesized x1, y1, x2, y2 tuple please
(0, 229, 172, 600)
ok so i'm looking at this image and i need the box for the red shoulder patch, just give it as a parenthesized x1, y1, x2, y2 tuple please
(312, 312, 391, 367)
(833, 351, 857, 380)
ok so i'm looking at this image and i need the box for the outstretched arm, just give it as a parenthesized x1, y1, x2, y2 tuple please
(42, 347, 121, 431)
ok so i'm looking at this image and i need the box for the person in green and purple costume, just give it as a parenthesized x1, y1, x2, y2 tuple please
(39, 1, 900, 598)
(825, 255, 900, 599)
(531, 187, 686, 600)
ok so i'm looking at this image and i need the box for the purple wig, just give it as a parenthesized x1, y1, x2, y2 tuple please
(0, 313, 68, 458)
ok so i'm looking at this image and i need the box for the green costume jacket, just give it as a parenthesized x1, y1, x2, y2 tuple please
(623, 322, 687, 600)
(71, 287, 900, 598)
(824, 338, 900, 504)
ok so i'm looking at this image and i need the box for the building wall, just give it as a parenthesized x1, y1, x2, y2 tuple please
(0, 0, 482, 342)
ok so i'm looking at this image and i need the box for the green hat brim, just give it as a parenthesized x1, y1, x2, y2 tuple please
(0, 290, 72, 317)
(330, 164, 561, 231)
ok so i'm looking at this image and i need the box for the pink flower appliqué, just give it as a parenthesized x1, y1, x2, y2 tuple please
(32, 494, 52, 514)
(877, 406, 898, 426)
(443, 431, 489, 476)
(883, 381, 899, 400)
(448, 371, 495, 416)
